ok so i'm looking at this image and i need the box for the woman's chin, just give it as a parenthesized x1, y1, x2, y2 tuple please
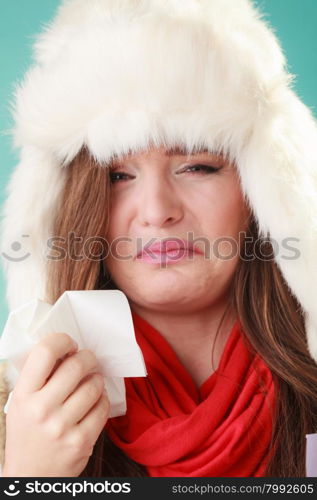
(125, 273, 214, 310)
(109, 263, 222, 308)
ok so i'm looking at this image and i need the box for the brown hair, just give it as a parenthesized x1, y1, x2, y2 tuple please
(46, 148, 317, 477)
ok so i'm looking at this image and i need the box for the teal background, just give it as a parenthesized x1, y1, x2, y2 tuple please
(0, 0, 316, 332)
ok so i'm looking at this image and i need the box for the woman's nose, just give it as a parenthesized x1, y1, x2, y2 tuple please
(137, 175, 184, 228)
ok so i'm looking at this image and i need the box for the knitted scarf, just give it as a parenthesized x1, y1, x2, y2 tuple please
(106, 311, 275, 477)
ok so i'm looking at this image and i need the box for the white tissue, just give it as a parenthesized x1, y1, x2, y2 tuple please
(0, 290, 147, 418)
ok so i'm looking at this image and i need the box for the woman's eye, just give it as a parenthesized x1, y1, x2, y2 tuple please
(109, 171, 132, 183)
(109, 164, 222, 183)
(182, 164, 221, 174)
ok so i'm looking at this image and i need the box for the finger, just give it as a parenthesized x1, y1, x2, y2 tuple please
(15, 333, 78, 394)
(61, 373, 105, 425)
(75, 392, 110, 446)
(41, 349, 99, 405)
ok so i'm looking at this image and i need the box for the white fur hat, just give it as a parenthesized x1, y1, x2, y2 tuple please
(1, 0, 317, 361)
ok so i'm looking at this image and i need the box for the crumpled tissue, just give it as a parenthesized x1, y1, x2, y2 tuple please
(0, 290, 147, 418)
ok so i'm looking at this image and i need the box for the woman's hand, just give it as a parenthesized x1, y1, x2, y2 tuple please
(3, 333, 109, 477)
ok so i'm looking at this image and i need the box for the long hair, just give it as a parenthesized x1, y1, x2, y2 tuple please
(46, 148, 317, 477)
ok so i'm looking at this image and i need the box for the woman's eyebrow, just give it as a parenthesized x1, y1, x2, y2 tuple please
(164, 147, 227, 166)
(164, 146, 210, 157)
(107, 146, 217, 168)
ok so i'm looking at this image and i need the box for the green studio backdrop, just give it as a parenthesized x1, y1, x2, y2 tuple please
(0, 0, 316, 333)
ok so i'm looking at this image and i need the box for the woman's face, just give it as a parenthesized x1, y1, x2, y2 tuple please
(105, 146, 250, 314)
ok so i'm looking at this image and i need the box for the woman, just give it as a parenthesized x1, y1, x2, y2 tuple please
(1, 0, 317, 477)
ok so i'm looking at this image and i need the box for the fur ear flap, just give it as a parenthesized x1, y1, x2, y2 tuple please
(237, 87, 317, 362)
(0, 147, 67, 311)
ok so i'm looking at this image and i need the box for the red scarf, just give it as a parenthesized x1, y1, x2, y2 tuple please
(106, 311, 275, 477)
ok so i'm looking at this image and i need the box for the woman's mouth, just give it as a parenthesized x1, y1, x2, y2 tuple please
(136, 239, 203, 264)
